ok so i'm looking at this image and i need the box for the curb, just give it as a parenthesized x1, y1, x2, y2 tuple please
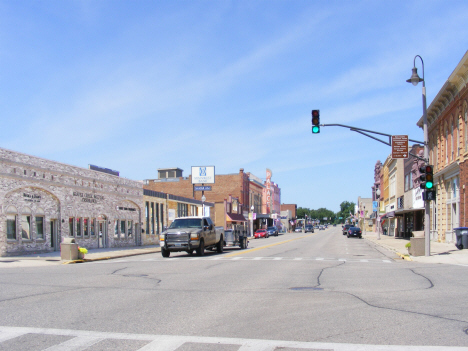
(61, 248, 162, 264)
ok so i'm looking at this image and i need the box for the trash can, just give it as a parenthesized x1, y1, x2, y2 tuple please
(61, 237, 79, 260)
(453, 227, 468, 250)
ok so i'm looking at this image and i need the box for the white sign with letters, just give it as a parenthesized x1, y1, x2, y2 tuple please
(191, 166, 215, 184)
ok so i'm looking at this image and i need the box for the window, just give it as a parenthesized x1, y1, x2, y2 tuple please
(151, 202, 155, 234)
(177, 203, 188, 217)
(156, 204, 160, 235)
(21, 215, 31, 240)
(465, 108, 468, 152)
(76, 217, 82, 236)
(7, 214, 16, 240)
(128, 221, 133, 238)
(91, 218, 95, 236)
(160, 204, 164, 231)
(120, 220, 126, 237)
(145, 202, 149, 235)
(35, 217, 44, 239)
(456, 118, 460, 157)
(83, 218, 89, 236)
(114, 220, 119, 238)
(69, 217, 74, 236)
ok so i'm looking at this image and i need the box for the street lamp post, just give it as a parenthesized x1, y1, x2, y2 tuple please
(201, 195, 206, 217)
(376, 188, 381, 240)
(407, 55, 430, 257)
(250, 205, 254, 237)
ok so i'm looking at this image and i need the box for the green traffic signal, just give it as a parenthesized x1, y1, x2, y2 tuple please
(426, 181, 434, 189)
(311, 109, 320, 134)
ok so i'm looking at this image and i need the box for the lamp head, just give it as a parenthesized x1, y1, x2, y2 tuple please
(406, 67, 423, 86)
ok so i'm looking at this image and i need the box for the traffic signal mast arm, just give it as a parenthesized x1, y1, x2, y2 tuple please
(321, 123, 427, 162)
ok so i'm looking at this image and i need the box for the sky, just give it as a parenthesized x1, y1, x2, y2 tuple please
(1, 0, 468, 213)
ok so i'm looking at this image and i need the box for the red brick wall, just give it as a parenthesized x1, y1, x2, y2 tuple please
(281, 204, 297, 219)
(144, 169, 250, 209)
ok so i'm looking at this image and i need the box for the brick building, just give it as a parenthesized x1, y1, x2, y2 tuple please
(417, 50, 468, 242)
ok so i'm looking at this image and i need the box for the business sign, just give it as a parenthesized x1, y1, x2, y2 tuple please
(266, 169, 272, 213)
(391, 135, 409, 159)
(373, 201, 378, 211)
(194, 186, 212, 191)
(191, 166, 215, 184)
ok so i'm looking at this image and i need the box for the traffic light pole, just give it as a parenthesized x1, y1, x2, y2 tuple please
(321, 123, 431, 256)
(321, 124, 426, 162)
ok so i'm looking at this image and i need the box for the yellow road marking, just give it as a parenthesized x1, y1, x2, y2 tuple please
(224, 232, 317, 258)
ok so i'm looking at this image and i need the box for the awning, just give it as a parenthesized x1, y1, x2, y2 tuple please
(226, 213, 247, 222)
(394, 208, 425, 215)
(380, 211, 395, 220)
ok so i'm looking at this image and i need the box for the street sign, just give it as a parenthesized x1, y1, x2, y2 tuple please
(391, 135, 409, 159)
(194, 186, 212, 191)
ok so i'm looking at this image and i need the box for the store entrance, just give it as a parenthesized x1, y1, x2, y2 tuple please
(97, 215, 108, 248)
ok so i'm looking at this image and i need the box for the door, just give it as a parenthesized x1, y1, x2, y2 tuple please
(98, 220, 107, 248)
(50, 220, 58, 251)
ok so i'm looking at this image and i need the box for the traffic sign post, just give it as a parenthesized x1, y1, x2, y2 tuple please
(391, 135, 409, 159)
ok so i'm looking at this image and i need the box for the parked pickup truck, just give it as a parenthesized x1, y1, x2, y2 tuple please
(160, 216, 224, 257)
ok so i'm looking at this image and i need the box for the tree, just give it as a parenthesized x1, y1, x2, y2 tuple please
(337, 201, 355, 223)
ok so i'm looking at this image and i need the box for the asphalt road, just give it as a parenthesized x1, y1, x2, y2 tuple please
(0, 227, 468, 350)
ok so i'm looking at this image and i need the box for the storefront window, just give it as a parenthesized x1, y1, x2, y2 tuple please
(128, 220, 133, 238)
(76, 217, 82, 236)
(21, 215, 31, 240)
(35, 217, 44, 239)
(121, 220, 126, 237)
(114, 220, 119, 238)
(84, 218, 88, 236)
(7, 214, 16, 240)
(91, 218, 95, 236)
(69, 217, 74, 236)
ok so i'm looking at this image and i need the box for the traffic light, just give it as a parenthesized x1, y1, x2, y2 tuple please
(311, 110, 320, 134)
(420, 165, 436, 201)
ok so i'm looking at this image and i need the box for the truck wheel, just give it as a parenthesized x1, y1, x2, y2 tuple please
(216, 236, 224, 253)
(244, 238, 248, 249)
(197, 239, 205, 256)
(161, 248, 170, 258)
(240, 238, 245, 249)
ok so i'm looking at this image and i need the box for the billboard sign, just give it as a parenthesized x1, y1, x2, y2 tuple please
(191, 166, 215, 184)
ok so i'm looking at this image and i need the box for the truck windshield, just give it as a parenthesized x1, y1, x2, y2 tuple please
(169, 218, 203, 229)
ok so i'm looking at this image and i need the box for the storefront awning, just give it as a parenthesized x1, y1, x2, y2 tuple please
(226, 213, 247, 222)
(394, 208, 424, 215)
(380, 211, 395, 220)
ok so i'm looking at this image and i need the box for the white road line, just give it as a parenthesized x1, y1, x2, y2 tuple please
(0, 326, 463, 351)
(43, 336, 103, 351)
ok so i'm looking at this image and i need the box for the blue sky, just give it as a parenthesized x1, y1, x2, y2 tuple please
(1, 1, 467, 213)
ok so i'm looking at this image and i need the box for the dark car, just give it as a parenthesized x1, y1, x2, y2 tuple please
(347, 226, 362, 238)
(266, 226, 279, 237)
(304, 225, 314, 233)
(342, 224, 353, 235)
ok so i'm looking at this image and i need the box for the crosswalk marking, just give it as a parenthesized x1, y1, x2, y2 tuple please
(0, 326, 464, 351)
(106, 256, 393, 264)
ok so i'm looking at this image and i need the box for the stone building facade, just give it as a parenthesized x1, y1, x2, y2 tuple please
(0, 147, 143, 256)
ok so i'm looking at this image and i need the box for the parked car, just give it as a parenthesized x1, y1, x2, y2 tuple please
(319, 225, 325, 230)
(304, 225, 314, 233)
(254, 229, 268, 239)
(342, 224, 353, 235)
(266, 226, 279, 237)
(294, 226, 303, 233)
(347, 226, 362, 238)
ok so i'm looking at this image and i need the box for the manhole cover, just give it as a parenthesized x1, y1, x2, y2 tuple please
(289, 287, 323, 291)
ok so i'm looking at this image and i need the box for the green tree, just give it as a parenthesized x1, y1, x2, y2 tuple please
(337, 201, 355, 223)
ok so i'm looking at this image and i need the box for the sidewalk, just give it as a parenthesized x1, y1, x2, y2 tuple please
(363, 231, 468, 265)
(0, 245, 162, 267)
